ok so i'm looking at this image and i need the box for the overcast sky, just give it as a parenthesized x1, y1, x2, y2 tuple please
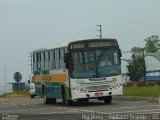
(0, 0, 160, 84)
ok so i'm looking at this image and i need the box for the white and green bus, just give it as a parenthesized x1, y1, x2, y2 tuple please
(32, 38, 122, 105)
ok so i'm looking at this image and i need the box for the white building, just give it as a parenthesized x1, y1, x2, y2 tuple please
(144, 53, 160, 81)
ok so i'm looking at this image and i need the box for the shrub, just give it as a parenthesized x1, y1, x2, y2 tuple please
(145, 82, 156, 86)
(123, 81, 135, 87)
(137, 81, 145, 87)
(137, 81, 157, 87)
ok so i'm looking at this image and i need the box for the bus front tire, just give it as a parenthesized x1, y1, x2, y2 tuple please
(43, 89, 57, 104)
(104, 96, 112, 104)
(43, 90, 50, 104)
(62, 94, 73, 106)
(77, 99, 89, 105)
(30, 95, 35, 99)
(50, 98, 57, 104)
(65, 100, 73, 106)
(61, 87, 73, 106)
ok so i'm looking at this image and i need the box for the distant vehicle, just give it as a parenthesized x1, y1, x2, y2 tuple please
(31, 38, 122, 105)
(28, 75, 37, 98)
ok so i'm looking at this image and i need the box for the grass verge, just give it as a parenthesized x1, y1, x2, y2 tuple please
(0, 91, 29, 98)
(123, 85, 160, 97)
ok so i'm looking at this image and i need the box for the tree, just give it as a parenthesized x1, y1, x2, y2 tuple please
(127, 56, 145, 81)
(127, 35, 160, 81)
(144, 35, 160, 53)
(128, 47, 145, 81)
(131, 47, 144, 55)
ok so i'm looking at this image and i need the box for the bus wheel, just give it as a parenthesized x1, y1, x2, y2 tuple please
(104, 96, 112, 104)
(51, 98, 57, 104)
(43, 89, 50, 104)
(61, 87, 73, 106)
(84, 98, 89, 103)
(62, 94, 73, 106)
(65, 100, 73, 106)
(77, 99, 83, 105)
(77, 99, 89, 105)
(30, 95, 35, 99)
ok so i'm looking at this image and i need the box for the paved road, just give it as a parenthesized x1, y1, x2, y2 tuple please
(0, 97, 160, 120)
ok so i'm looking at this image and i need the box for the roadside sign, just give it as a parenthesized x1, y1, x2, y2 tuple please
(14, 72, 22, 83)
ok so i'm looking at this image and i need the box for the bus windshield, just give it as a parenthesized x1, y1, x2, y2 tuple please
(71, 50, 121, 78)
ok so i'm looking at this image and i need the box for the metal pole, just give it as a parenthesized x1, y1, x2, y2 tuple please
(100, 25, 102, 39)
(5, 64, 6, 95)
(17, 82, 19, 93)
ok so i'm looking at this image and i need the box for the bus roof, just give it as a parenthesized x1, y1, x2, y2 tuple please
(32, 42, 68, 53)
(47, 42, 69, 50)
(32, 47, 47, 53)
(69, 38, 117, 44)
(32, 38, 118, 53)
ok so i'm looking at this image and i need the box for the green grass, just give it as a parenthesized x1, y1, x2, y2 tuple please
(123, 86, 160, 97)
(0, 87, 30, 98)
(1, 91, 30, 98)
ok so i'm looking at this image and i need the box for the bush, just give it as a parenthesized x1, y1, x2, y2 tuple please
(123, 81, 135, 87)
(145, 82, 156, 86)
(137, 81, 157, 87)
(137, 81, 145, 87)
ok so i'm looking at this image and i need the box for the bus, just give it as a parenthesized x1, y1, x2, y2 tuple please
(31, 38, 122, 105)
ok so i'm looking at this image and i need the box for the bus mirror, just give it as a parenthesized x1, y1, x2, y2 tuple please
(28, 80, 30, 84)
(64, 53, 69, 69)
(64, 53, 69, 63)
(119, 50, 122, 57)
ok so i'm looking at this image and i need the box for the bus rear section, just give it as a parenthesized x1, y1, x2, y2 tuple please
(33, 69, 71, 105)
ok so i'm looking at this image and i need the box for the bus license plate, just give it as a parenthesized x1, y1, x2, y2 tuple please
(95, 92, 103, 96)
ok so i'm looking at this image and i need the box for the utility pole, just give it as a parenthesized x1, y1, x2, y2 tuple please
(96, 25, 102, 39)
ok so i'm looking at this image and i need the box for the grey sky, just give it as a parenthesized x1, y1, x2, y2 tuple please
(0, 0, 160, 83)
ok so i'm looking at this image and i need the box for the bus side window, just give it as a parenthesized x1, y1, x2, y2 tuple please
(45, 51, 49, 70)
(41, 52, 44, 70)
(55, 49, 59, 69)
(33, 53, 36, 71)
(52, 50, 56, 69)
(59, 48, 64, 69)
(37, 52, 41, 70)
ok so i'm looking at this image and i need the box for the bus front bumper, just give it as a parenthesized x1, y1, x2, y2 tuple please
(71, 86, 123, 100)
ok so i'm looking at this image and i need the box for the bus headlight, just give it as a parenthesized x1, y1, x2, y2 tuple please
(112, 84, 121, 90)
(31, 85, 35, 90)
(72, 87, 87, 93)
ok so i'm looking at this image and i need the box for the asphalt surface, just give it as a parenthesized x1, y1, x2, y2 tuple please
(0, 97, 160, 120)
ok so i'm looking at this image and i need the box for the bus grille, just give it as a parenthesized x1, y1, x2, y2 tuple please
(85, 85, 110, 92)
